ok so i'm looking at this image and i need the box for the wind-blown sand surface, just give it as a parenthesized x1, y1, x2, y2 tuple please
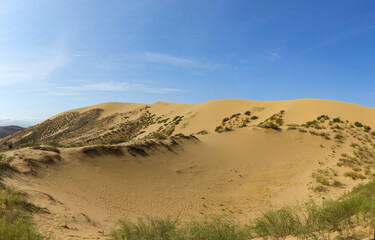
(2, 98, 375, 239)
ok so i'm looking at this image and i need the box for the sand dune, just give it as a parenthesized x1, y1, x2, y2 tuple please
(2, 98, 375, 239)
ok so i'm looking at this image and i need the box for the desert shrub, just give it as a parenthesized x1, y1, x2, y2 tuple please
(371, 131, 375, 136)
(165, 128, 175, 136)
(174, 133, 185, 137)
(244, 111, 251, 116)
(331, 125, 343, 130)
(315, 176, 330, 186)
(45, 141, 64, 148)
(354, 122, 363, 128)
(317, 115, 329, 121)
(215, 126, 223, 132)
(222, 118, 229, 123)
(196, 130, 208, 135)
(275, 118, 284, 126)
(334, 133, 345, 141)
(223, 127, 233, 132)
(332, 180, 344, 188)
(230, 113, 240, 119)
(150, 132, 167, 140)
(302, 120, 318, 128)
(109, 138, 126, 144)
(261, 122, 281, 131)
(332, 117, 342, 123)
(344, 171, 366, 180)
(239, 123, 247, 128)
(314, 185, 328, 193)
(364, 126, 371, 132)
(250, 116, 258, 120)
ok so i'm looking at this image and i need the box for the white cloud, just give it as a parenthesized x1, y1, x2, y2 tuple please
(126, 51, 223, 69)
(0, 48, 66, 86)
(263, 48, 281, 62)
(62, 82, 130, 92)
(43, 81, 182, 96)
(73, 51, 91, 57)
(143, 52, 198, 67)
(141, 87, 183, 94)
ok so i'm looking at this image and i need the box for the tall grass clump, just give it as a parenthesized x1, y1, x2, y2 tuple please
(110, 217, 178, 240)
(110, 217, 249, 240)
(0, 158, 44, 239)
(0, 187, 43, 240)
(251, 207, 302, 239)
(110, 181, 375, 239)
(250, 180, 375, 239)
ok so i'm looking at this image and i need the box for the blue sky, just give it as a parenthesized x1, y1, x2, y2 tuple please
(0, 0, 375, 126)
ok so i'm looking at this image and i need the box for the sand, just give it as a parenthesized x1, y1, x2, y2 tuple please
(3, 98, 375, 239)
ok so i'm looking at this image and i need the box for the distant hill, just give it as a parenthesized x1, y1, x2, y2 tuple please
(0, 125, 24, 138)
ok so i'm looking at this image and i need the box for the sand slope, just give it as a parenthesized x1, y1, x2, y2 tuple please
(2, 98, 375, 239)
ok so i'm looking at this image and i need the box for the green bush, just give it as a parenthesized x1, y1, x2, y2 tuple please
(222, 118, 229, 123)
(302, 120, 318, 128)
(364, 126, 371, 132)
(230, 113, 240, 119)
(317, 115, 329, 121)
(215, 126, 223, 132)
(275, 118, 284, 126)
(332, 117, 342, 123)
(250, 116, 258, 120)
(354, 122, 363, 127)
(244, 111, 251, 116)
(196, 130, 208, 135)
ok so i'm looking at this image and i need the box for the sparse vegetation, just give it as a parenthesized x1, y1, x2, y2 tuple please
(244, 111, 251, 116)
(110, 217, 249, 240)
(332, 117, 342, 123)
(110, 180, 375, 239)
(354, 121, 363, 128)
(250, 116, 258, 120)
